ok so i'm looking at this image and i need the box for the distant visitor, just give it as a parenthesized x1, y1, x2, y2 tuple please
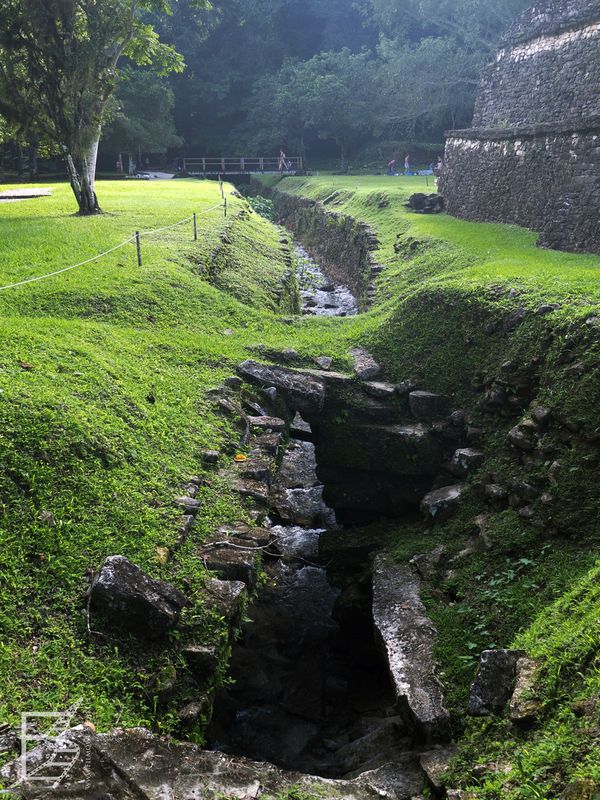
(387, 158, 397, 176)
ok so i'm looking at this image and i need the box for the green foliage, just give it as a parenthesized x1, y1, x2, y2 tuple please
(102, 67, 183, 154)
(245, 194, 276, 221)
(246, 49, 376, 168)
(375, 35, 483, 135)
(447, 564, 600, 797)
(143, 0, 532, 159)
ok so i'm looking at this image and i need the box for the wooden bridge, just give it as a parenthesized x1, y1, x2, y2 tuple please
(182, 157, 304, 176)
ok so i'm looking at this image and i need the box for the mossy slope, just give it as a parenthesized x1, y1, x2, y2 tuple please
(1, 173, 599, 796)
(261, 174, 600, 797)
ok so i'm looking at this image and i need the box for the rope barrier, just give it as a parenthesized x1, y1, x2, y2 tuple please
(0, 200, 229, 293)
(139, 215, 194, 237)
(0, 236, 137, 293)
(200, 202, 228, 214)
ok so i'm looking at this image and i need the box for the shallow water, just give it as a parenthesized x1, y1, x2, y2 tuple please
(295, 245, 358, 317)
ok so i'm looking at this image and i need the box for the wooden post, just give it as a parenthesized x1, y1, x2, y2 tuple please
(193, 213, 197, 241)
(240, 157, 245, 173)
(224, 198, 227, 217)
(202, 158, 206, 174)
(221, 157, 225, 173)
(259, 157, 264, 173)
(135, 231, 142, 266)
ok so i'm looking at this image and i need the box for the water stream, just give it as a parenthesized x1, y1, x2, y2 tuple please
(295, 245, 358, 318)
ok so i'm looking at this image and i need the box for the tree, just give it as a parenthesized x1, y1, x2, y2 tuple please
(290, 49, 376, 172)
(242, 61, 312, 156)
(249, 49, 376, 172)
(163, 0, 527, 161)
(361, 0, 529, 49)
(162, 0, 375, 156)
(102, 68, 183, 159)
(375, 36, 482, 137)
(357, 0, 530, 140)
(0, 114, 15, 145)
(0, 0, 194, 214)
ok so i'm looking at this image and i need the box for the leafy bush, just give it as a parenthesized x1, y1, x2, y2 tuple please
(246, 194, 276, 221)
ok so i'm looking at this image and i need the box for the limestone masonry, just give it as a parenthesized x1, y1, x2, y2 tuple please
(440, 0, 600, 254)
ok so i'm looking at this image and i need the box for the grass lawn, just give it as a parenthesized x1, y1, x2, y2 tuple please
(268, 174, 600, 314)
(1, 175, 599, 794)
(0, 179, 308, 736)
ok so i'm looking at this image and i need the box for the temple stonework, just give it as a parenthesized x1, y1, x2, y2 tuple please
(440, 1, 600, 254)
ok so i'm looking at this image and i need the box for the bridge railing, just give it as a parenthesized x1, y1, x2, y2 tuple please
(182, 157, 304, 174)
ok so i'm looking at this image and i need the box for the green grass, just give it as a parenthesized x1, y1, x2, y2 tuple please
(266, 175, 600, 312)
(1, 174, 600, 796)
(0, 179, 308, 736)
(447, 563, 600, 798)
(0, 179, 391, 742)
(257, 175, 600, 795)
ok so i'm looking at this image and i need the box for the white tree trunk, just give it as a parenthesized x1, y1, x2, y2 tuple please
(84, 134, 100, 193)
(65, 131, 101, 215)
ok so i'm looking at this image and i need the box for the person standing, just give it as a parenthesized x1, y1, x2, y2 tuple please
(404, 153, 411, 175)
(387, 158, 397, 176)
(279, 149, 287, 172)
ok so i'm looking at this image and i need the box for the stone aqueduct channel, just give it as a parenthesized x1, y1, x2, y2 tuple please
(1, 188, 551, 799)
(3, 341, 530, 798)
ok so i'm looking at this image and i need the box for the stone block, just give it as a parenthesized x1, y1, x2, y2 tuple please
(409, 391, 449, 420)
(372, 555, 450, 741)
(350, 347, 381, 380)
(421, 485, 464, 524)
(90, 556, 187, 638)
(509, 655, 542, 725)
(237, 360, 325, 415)
(449, 448, 485, 477)
(467, 649, 524, 716)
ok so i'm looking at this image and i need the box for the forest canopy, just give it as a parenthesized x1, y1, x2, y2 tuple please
(156, 0, 530, 163)
(0, 0, 530, 177)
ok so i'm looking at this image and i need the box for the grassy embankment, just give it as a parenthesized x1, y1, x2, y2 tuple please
(1, 174, 599, 795)
(0, 179, 307, 739)
(261, 174, 600, 796)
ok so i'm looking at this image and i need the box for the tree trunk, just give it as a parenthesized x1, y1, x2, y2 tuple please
(64, 136, 101, 215)
(299, 132, 306, 160)
(80, 136, 101, 214)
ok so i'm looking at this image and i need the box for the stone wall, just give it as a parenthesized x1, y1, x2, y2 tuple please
(441, 121, 600, 254)
(442, 0, 600, 255)
(506, 0, 600, 43)
(474, 15, 600, 126)
(253, 179, 380, 309)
